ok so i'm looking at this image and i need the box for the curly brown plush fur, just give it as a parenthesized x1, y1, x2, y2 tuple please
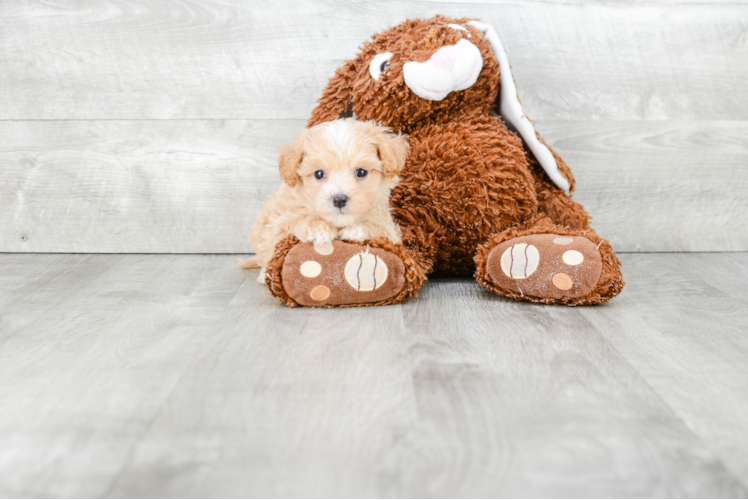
(267, 15, 623, 306)
(309, 16, 499, 133)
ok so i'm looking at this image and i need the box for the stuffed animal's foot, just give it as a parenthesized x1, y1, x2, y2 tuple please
(475, 225, 624, 305)
(485, 233, 602, 300)
(265, 237, 426, 307)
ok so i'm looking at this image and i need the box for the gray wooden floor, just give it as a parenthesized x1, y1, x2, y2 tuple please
(1, 252, 747, 497)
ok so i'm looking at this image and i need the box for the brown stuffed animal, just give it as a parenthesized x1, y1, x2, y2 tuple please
(265, 15, 624, 307)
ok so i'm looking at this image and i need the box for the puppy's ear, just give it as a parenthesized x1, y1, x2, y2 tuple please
(308, 61, 355, 127)
(373, 126, 409, 178)
(277, 133, 306, 187)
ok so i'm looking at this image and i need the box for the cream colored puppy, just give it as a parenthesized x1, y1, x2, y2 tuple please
(239, 118, 409, 283)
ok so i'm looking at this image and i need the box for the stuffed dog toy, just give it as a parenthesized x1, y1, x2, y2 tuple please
(262, 15, 624, 307)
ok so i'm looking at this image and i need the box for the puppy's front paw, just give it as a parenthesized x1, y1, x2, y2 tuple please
(338, 225, 369, 242)
(295, 220, 337, 246)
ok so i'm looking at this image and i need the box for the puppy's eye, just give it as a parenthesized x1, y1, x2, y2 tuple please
(355, 168, 368, 178)
(314, 170, 325, 180)
(369, 52, 393, 81)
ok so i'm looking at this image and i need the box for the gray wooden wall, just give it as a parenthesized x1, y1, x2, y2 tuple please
(2, 0, 746, 254)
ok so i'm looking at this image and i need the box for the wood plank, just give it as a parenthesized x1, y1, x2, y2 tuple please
(2, 119, 745, 253)
(0, 119, 299, 253)
(105, 275, 414, 498)
(1, 0, 747, 120)
(0, 254, 248, 497)
(0, 254, 125, 340)
(1, 253, 747, 496)
(390, 274, 745, 497)
(578, 252, 748, 486)
(544, 120, 748, 252)
(687, 252, 748, 300)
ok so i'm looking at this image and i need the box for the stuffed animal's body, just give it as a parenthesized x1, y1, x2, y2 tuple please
(263, 15, 624, 307)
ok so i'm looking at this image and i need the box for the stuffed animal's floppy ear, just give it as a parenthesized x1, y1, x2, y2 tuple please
(372, 126, 409, 178)
(277, 133, 306, 188)
(467, 20, 571, 193)
(308, 62, 355, 127)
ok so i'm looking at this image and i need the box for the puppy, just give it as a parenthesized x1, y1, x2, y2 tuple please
(239, 118, 409, 283)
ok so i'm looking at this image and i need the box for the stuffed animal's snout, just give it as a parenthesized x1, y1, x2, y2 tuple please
(403, 39, 483, 101)
(430, 45, 458, 71)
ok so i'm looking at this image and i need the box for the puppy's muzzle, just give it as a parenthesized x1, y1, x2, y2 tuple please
(333, 194, 348, 209)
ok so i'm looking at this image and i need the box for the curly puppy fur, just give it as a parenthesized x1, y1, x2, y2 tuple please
(243, 118, 408, 282)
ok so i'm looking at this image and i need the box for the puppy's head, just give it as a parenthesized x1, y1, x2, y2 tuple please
(278, 118, 408, 228)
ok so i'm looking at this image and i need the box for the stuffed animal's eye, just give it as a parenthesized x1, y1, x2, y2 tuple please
(355, 168, 368, 178)
(314, 170, 325, 180)
(369, 52, 393, 80)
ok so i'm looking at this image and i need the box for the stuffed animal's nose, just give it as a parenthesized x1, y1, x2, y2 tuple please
(333, 194, 348, 208)
(431, 45, 458, 71)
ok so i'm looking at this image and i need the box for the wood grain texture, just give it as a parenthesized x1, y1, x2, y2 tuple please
(578, 252, 748, 485)
(1, 253, 748, 497)
(2, 1, 746, 496)
(544, 120, 748, 252)
(1, 0, 747, 120)
(385, 277, 743, 497)
(0, 254, 248, 497)
(105, 279, 414, 498)
(0, 119, 299, 253)
(0, 254, 125, 340)
(2, 119, 745, 253)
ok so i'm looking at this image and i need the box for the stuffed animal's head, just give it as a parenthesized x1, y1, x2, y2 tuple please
(309, 15, 500, 132)
(308, 15, 573, 192)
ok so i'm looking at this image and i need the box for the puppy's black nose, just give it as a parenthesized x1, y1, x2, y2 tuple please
(333, 195, 348, 208)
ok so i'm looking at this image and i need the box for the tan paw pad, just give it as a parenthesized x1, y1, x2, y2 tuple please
(299, 261, 322, 278)
(309, 285, 330, 301)
(562, 250, 584, 266)
(500, 243, 539, 279)
(552, 273, 573, 290)
(344, 252, 388, 291)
